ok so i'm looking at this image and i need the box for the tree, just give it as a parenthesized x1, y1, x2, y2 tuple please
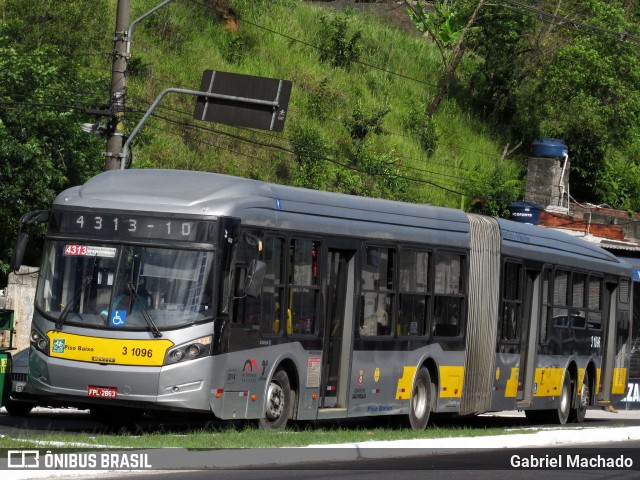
(0, 40, 104, 281)
(512, 0, 640, 202)
(406, 0, 487, 117)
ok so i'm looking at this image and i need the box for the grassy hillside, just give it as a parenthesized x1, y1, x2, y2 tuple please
(107, 0, 522, 210)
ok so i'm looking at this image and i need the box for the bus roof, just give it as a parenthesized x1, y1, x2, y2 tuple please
(52, 169, 632, 273)
(54, 169, 470, 245)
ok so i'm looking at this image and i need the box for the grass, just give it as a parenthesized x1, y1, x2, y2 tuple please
(90, 0, 520, 209)
(0, 414, 536, 449)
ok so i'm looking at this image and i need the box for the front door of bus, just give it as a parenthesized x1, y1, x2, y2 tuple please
(321, 249, 356, 409)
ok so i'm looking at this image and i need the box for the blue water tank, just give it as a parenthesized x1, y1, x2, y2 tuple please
(508, 201, 543, 225)
(531, 138, 568, 158)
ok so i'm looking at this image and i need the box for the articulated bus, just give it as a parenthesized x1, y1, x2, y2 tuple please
(15, 169, 631, 429)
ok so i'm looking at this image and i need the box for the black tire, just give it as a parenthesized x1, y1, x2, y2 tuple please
(530, 372, 571, 425)
(550, 371, 571, 425)
(259, 368, 291, 431)
(408, 367, 433, 430)
(4, 400, 34, 416)
(569, 372, 589, 423)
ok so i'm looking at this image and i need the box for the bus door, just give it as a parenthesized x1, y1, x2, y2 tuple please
(517, 268, 542, 406)
(320, 249, 356, 409)
(598, 278, 627, 404)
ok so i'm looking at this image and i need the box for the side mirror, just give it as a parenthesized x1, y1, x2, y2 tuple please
(244, 260, 266, 298)
(10, 232, 29, 272)
(10, 210, 50, 273)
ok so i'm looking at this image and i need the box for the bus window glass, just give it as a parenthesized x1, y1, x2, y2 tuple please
(588, 277, 602, 310)
(35, 241, 214, 330)
(233, 266, 261, 327)
(587, 276, 602, 330)
(261, 237, 285, 335)
(433, 296, 462, 337)
(570, 272, 587, 328)
(433, 252, 464, 337)
(620, 279, 630, 303)
(360, 247, 395, 337)
(435, 253, 463, 294)
(554, 270, 569, 306)
(501, 262, 521, 341)
(398, 250, 430, 336)
(572, 273, 586, 308)
(288, 239, 320, 335)
(552, 269, 569, 324)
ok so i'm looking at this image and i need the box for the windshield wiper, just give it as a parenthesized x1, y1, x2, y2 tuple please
(127, 282, 162, 338)
(55, 257, 97, 330)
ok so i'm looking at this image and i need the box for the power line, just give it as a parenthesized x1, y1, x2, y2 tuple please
(127, 107, 494, 199)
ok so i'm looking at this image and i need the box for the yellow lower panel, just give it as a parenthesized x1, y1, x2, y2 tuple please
(46, 331, 174, 366)
(612, 368, 627, 395)
(396, 366, 416, 400)
(439, 365, 463, 398)
(504, 368, 519, 398)
(533, 367, 565, 397)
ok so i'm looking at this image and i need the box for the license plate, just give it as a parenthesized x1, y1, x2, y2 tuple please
(88, 385, 117, 399)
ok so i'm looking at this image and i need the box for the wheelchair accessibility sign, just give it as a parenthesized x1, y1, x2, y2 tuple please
(109, 310, 127, 327)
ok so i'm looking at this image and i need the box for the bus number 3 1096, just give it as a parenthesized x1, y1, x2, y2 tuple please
(122, 347, 153, 358)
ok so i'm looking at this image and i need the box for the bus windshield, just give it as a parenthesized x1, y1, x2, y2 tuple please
(35, 241, 214, 330)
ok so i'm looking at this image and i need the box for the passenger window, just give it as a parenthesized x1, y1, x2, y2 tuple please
(261, 237, 285, 335)
(501, 261, 522, 341)
(398, 250, 430, 337)
(587, 276, 602, 330)
(552, 269, 570, 327)
(360, 246, 395, 337)
(288, 239, 320, 335)
(432, 252, 464, 337)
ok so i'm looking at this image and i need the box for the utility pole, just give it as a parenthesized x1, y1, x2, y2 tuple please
(105, 0, 130, 171)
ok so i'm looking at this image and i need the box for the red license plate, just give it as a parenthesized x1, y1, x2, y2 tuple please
(88, 385, 117, 399)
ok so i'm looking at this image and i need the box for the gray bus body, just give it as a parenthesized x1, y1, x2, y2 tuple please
(26, 169, 632, 428)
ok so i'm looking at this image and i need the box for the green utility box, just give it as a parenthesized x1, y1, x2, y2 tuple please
(0, 309, 15, 407)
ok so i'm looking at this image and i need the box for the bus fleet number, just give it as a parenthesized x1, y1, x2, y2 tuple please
(122, 347, 153, 358)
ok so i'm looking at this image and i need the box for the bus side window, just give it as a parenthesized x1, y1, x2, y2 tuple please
(360, 246, 395, 337)
(501, 261, 522, 341)
(288, 239, 320, 335)
(232, 265, 261, 327)
(398, 249, 430, 337)
(432, 252, 464, 337)
(261, 236, 285, 335)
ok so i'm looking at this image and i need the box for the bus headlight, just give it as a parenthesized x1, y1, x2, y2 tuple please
(30, 329, 49, 354)
(164, 335, 212, 365)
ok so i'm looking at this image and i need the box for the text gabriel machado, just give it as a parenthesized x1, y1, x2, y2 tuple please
(511, 454, 633, 468)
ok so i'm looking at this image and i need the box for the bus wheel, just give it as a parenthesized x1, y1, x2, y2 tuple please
(259, 368, 291, 431)
(408, 367, 433, 430)
(553, 371, 571, 425)
(569, 374, 589, 423)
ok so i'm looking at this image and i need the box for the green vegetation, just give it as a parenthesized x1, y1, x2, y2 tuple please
(0, 421, 532, 449)
(1, 0, 640, 282)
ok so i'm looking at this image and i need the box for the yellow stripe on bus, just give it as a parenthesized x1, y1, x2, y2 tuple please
(533, 367, 565, 397)
(439, 366, 463, 398)
(46, 331, 174, 366)
(613, 368, 627, 395)
(396, 366, 416, 400)
(504, 368, 519, 398)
